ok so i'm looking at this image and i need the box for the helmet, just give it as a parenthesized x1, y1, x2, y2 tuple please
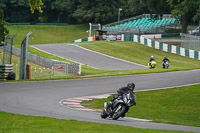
(127, 83, 135, 91)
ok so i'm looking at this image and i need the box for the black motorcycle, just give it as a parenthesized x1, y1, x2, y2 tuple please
(101, 90, 136, 120)
(163, 61, 169, 69)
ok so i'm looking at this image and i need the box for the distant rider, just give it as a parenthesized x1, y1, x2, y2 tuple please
(149, 55, 155, 62)
(162, 56, 170, 68)
(162, 56, 170, 63)
(149, 55, 155, 66)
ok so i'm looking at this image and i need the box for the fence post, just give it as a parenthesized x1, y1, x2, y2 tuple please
(78, 64, 81, 75)
(19, 31, 32, 80)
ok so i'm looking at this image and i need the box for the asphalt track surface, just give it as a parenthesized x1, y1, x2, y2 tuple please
(32, 44, 147, 70)
(0, 70, 200, 132)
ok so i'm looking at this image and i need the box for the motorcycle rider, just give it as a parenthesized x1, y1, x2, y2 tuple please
(107, 83, 136, 117)
(149, 55, 155, 67)
(162, 56, 170, 68)
(149, 55, 155, 62)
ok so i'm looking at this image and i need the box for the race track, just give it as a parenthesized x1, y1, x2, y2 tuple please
(0, 70, 200, 132)
(32, 44, 147, 70)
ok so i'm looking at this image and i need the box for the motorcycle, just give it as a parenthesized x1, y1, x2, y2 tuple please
(101, 90, 136, 120)
(148, 60, 156, 69)
(163, 61, 169, 69)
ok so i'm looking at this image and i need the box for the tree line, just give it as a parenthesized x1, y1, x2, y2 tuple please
(0, 0, 147, 24)
(0, 0, 200, 41)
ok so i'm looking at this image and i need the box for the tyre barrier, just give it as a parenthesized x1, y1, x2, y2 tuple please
(0, 64, 15, 81)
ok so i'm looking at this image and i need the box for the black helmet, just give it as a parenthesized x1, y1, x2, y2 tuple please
(127, 83, 135, 91)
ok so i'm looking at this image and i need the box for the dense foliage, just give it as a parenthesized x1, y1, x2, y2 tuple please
(29, 0, 43, 13)
(167, 0, 200, 33)
(0, 9, 8, 42)
(0, 0, 199, 32)
(0, 0, 149, 24)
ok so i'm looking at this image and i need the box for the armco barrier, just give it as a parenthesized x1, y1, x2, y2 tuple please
(74, 34, 200, 60)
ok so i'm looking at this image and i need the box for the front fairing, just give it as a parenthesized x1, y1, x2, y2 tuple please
(123, 91, 136, 106)
(112, 91, 136, 109)
(163, 61, 169, 65)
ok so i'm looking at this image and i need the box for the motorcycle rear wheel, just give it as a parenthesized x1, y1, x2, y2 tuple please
(112, 104, 126, 120)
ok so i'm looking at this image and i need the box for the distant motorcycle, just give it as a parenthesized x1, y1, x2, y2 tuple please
(148, 60, 156, 69)
(101, 90, 136, 120)
(163, 61, 169, 69)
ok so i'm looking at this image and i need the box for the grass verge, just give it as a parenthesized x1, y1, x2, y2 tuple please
(7, 24, 88, 47)
(0, 111, 194, 133)
(82, 84, 200, 127)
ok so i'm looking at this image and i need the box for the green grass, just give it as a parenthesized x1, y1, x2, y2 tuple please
(82, 84, 200, 127)
(7, 24, 88, 48)
(0, 111, 195, 133)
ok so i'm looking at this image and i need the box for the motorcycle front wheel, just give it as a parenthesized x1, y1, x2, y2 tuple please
(112, 104, 126, 120)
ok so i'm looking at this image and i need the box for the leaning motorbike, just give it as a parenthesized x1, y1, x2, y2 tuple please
(101, 90, 136, 120)
(149, 60, 156, 69)
(163, 61, 169, 69)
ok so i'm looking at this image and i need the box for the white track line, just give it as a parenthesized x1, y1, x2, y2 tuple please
(72, 44, 148, 68)
(31, 44, 148, 69)
(124, 117, 152, 122)
(136, 82, 200, 92)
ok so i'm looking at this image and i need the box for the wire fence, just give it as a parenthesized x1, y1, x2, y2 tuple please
(1, 44, 81, 77)
(2, 34, 16, 64)
(181, 33, 200, 51)
(11, 63, 71, 80)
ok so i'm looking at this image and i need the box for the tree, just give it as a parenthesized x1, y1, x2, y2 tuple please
(29, 0, 44, 13)
(122, 0, 149, 19)
(167, 0, 200, 33)
(0, 9, 8, 42)
(50, 0, 78, 23)
(4, 0, 31, 22)
(73, 0, 125, 24)
(140, 0, 171, 14)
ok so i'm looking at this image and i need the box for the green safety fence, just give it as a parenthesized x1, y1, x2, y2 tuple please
(8, 23, 68, 26)
(132, 35, 199, 60)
